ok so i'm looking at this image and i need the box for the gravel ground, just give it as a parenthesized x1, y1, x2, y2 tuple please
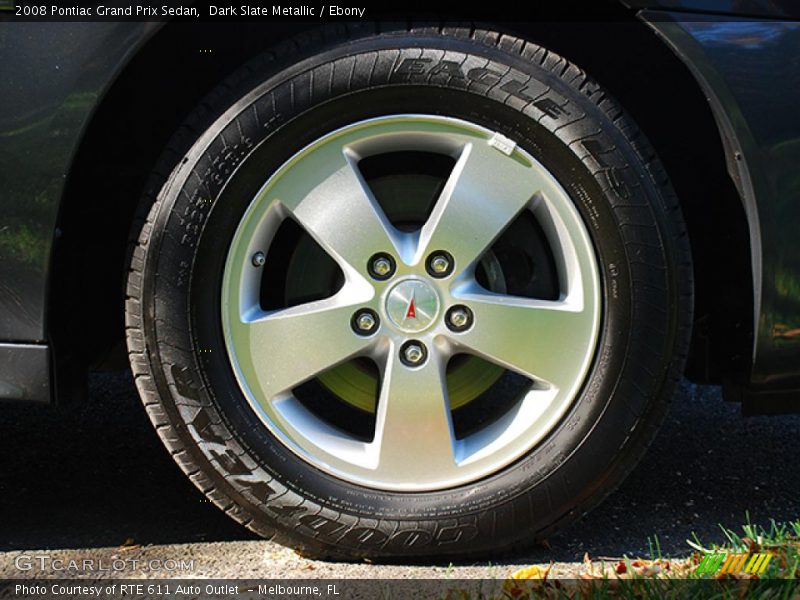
(0, 372, 798, 579)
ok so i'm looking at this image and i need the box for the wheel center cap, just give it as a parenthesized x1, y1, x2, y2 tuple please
(385, 278, 440, 333)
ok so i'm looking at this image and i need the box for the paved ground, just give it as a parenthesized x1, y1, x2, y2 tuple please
(1, 372, 798, 579)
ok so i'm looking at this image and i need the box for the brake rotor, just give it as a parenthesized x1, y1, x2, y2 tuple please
(318, 355, 506, 412)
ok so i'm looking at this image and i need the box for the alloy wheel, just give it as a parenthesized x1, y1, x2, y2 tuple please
(221, 115, 601, 491)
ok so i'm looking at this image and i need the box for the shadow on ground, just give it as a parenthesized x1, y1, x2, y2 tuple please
(1, 373, 798, 562)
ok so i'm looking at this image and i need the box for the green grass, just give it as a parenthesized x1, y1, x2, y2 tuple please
(692, 516, 800, 579)
(444, 517, 800, 599)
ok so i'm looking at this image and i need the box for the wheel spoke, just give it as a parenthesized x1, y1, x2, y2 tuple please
(238, 293, 373, 401)
(371, 350, 457, 481)
(417, 141, 542, 273)
(279, 145, 402, 273)
(453, 289, 594, 389)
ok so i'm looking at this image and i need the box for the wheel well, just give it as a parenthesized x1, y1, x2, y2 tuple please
(51, 18, 753, 400)
(510, 20, 754, 384)
(51, 21, 330, 387)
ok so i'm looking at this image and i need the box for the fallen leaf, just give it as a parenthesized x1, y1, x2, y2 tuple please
(742, 537, 761, 553)
(118, 538, 140, 552)
(509, 565, 544, 579)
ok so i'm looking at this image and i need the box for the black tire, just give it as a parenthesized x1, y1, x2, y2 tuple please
(126, 25, 692, 561)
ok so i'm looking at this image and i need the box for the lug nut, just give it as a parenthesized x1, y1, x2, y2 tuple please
(400, 341, 428, 367)
(357, 313, 376, 332)
(251, 251, 266, 267)
(352, 309, 379, 336)
(431, 256, 449, 273)
(373, 258, 392, 276)
(426, 251, 454, 278)
(446, 305, 473, 332)
(368, 253, 396, 280)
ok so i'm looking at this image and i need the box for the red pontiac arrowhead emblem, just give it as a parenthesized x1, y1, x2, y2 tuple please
(405, 296, 417, 320)
(385, 280, 438, 332)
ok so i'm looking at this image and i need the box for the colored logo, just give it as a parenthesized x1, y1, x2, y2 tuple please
(405, 297, 417, 320)
(696, 552, 772, 576)
(385, 279, 439, 333)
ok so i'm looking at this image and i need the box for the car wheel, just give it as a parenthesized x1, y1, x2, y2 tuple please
(126, 26, 692, 560)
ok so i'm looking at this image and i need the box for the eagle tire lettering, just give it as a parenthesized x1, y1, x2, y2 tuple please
(393, 58, 571, 120)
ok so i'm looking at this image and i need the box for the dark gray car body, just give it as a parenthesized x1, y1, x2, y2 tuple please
(2, 3, 800, 410)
